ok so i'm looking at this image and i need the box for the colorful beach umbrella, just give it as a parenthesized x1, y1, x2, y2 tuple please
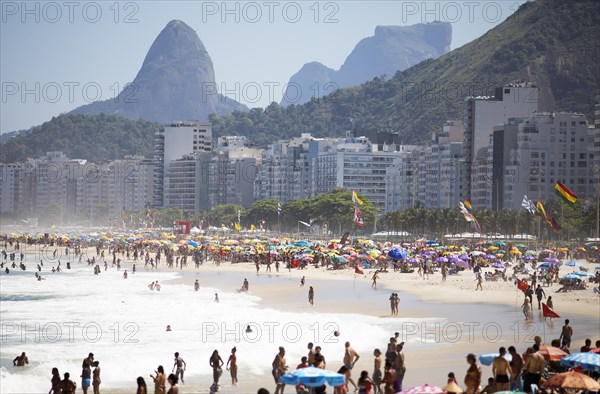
(281, 366, 345, 386)
(566, 260, 583, 267)
(560, 352, 600, 373)
(542, 370, 600, 391)
(573, 271, 594, 277)
(539, 345, 568, 361)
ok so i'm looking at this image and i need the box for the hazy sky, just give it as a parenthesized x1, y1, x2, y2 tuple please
(1, 0, 526, 133)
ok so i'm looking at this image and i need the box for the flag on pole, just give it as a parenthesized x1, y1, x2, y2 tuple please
(522, 195, 535, 214)
(548, 216, 561, 232)
(554, 181, 578, 204)
(581, 199, 592, 216)
(340, 232, 350, 245)
(517, 279, 529, 293)
(354, 206, 365, 229)
(352, 191, 363, 206)
(535, 199, 547, 219)
(542, 302, 560, 318)
(463, 200, 473, 213)
(234, 222, 241, 231)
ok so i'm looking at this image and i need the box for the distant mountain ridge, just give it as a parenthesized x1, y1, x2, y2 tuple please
(281, 22, 452, 106)
(70, 20, 246, 123)
(212, 0, 600, 146)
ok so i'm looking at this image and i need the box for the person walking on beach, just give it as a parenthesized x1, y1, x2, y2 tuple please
(308, 286, 314, 306)
(209, 350, 224, 390)
(559, 319, 573, 349)
(475, 273, 483, 291)
(150, 365, 166, 394)
(272, 346, 288, 394)
(464, 353, 481, 394)
(92, 361, 101, 394)
(344, 341, 361, 391)
(300, 276, 305, 287)
(372, 271, 379, 288)
(534, 285, 545, 309)
(194, 279, 199, 291)
(521, 297, 531, 320)
(172, 352, 186, 384)
(226, 347, 238, 386)
(492, 347, 511, 391)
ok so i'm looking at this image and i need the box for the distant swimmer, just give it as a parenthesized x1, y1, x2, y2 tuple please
(123, 270, 128, 279)
(194, 279, 200, 291)
(148, 282, 155, 291)
(245, 325, 253, 334)
(155, 281, 161, 291)
(166, 325, 172, 332)
(13, 352, 28, 366)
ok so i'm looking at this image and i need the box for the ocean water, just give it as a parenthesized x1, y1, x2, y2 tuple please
(0, 265, 443, 392)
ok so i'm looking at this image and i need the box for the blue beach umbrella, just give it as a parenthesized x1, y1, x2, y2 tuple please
(566, 261, 583, 267)
(187, 241, 198, 247)
(560, 353, 600, 373)
(388, 248, 407, 260)
(281, 366, 345, 386)
(563, 274, 580, 280)
(573, 271, 594, 277)
(479, 353, 513, 366)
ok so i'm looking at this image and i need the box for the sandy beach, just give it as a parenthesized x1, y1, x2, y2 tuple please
(1, 243, 599, 393)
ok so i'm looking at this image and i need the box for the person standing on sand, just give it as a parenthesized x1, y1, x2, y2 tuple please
(394, 342, 406, 392)
(272, 346, 288, 394)
(373, 349, 383, 394)
(559, 319, 573, 349)
(61, 372, 77, 394)
(464, 353, 481, 394)
(300, 276, 305, 287)
(308, 286, 314, 306)
(136, 377, 147, 394)
(92, 361, 101, 394)
(307, 343, 316, 366)
(226, 347, 238, 386)
(492, 347, 511, 391)
(508, 346, 524, 392)
(523, 345, 544, 393)
(194, 279, 199, 291)
(343, 341, 360, 391)
(172, 352, 186, 384)
(81, 362, 92, 394)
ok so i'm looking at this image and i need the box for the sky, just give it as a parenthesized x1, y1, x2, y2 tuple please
(0, 0, 527, 134)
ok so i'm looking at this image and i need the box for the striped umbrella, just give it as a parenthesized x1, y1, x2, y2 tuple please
(281, 366, 345, 386)
(542, 370, 600, 391)
(401, 384, 445, 394)
(560, 352, 600, 373)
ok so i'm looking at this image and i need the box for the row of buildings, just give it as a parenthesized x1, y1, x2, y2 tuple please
(1, 83, 599, 225)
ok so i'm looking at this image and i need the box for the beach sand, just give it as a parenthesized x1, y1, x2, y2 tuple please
(4, 244, 600, 393)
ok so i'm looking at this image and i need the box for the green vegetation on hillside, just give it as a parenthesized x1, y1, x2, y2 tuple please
(210, 0, 600, 146)
(0, 114, 159, 163)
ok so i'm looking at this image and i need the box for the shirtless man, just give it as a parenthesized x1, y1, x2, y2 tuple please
(372, 271, 379, 288)
(307, 342, 316, 366)
(343, 341, 361, 390)
(272, 346, 288, 394)
(492, 347, 512, 391)
(559, 319, 573, 349)
(508, 346, 524, 392)
(523, 345, 544, 393)
(172, 352, 186, 384)
(12, 352, 28, 366)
